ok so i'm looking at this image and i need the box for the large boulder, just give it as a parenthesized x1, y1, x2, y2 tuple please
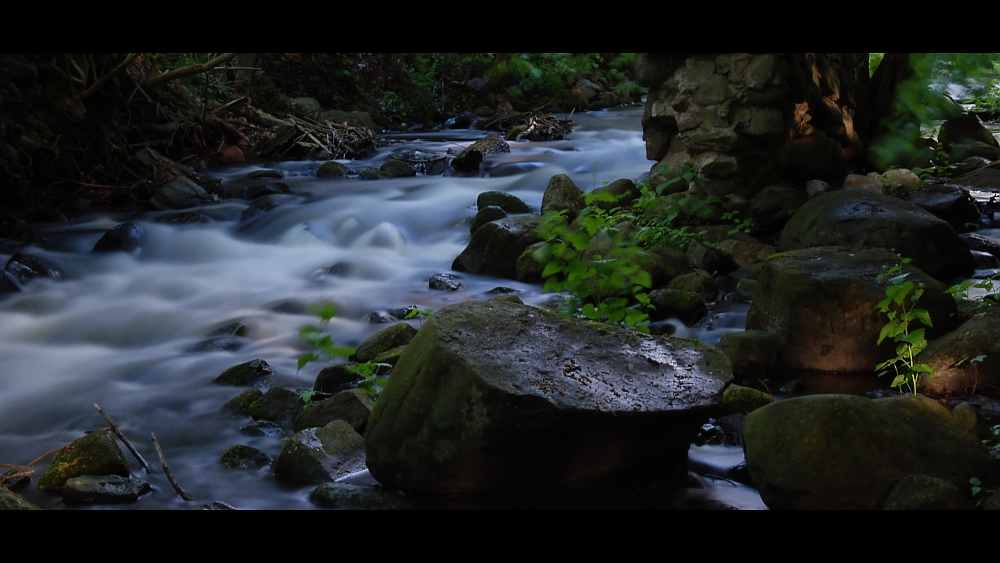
(777, 189, 974, 280)
(745, 247, 958, 373)
(743, 394, 1000, 509)
(917, 309, 1000, 395)
(364, 299, 733, 495)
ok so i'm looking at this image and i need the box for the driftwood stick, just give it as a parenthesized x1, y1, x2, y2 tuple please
(92, 402, 153, 472)
(151, 432, 195, 501)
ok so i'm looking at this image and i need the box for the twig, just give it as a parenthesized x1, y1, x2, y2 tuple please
(71, 53, 140, 105)
(142, 53, 239, 90)
(1, 446, 73, 484)
(151, 433, 195, 501)
(92, 403, 153, 472)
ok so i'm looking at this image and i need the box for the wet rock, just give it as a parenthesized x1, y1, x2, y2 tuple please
(647, 288, 707, 325)
(917, 309, 1000, 395)
(317, 161, 349, 178)
(274, 420, 366, 484)
(293, 388, 373, 433)
(220, 445, 273, 469)
(310, 482, 415, 509)
(249, 387, 301, 426)
(358, 170, 382, 180)
(960, 232, 1000, 260)
(213, 359, 272, 385)
(743, 394, 999, 510)
(910, 184, 981, 227)
(939, 114, 1000, 152)
(353, 322, 417, 363)
(5, 252, 60, 284)
(222, 388, 264, 416)
(476, 191, 531, 214)
(185, 336, 246, 353)
(37, 430, 130, 491)
(314, 364, 362, 393)
(777, 189, 975, 280)
(238, 196, 280, 223)
(243, 183, 290, 200)
(364, 299, 732, 495)
(61, 475, 151, 503)
(716, 330, 782, 382)
(239, 420, 283, 437)
(92, 222, 143, 253)
(429, 273, 462, 291)
(541, 174, 586, 222)
(0, 482, 39, 510)
(452, 214, 542, 279)
(245, 169, 284, 180)
(666, 270, 718, 303)
(0, 270, 21, 294)
(746, 247, 957, 373)
(380, 159, 417, 177)
(152, 176, 214, 210)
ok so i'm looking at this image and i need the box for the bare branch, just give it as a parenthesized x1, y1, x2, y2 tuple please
(92, 402, 153, 472)
(142, 53, 239, 90)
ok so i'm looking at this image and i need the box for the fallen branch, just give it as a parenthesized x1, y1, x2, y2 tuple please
(1, 446, 73, 485)
(151, 432, 195, 501)
(92, 402, 153, 472)
(142, 53, 239, 90)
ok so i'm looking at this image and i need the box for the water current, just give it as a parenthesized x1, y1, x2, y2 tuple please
(0, 107, 766, 509)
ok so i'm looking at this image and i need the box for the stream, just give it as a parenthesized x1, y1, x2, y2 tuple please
(0, 107, 767, 509)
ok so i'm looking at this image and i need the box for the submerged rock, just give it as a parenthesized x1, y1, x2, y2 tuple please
(364, 299, 732, 495)
(274, 420, 366, 484)
(212, 359, 272, 385)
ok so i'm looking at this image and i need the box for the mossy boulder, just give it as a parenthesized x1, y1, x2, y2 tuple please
(743, 394, 999, 509)
(647, 288, 707, 325)
(317, 161, 349, 178)
(718, 383, 773, 415)
(364, 299, 732, 495)
(37, 430, 130, 491)
(248, 387, 301, 426)
(716, 330, 782, 382)
(745, 247, 957, 373)
(212, 359, 272, 385)
(882, 473, 975, 510)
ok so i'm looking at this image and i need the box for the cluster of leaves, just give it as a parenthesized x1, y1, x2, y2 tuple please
(945, 272, 1000, 316)
(534, 167, 752, 332)
(534, 198, 654, 332)
(874, 257, 934, 395)
(911, 149, 957, 182)
(297, 300, 389, 401)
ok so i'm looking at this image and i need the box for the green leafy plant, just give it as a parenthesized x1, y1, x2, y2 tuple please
(874, 257, 935, 395)
(297, 300, 390, 400)
(534, 199, 653, 332)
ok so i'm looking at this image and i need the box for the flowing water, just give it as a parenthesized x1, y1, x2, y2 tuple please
(0, 107, 765, 509)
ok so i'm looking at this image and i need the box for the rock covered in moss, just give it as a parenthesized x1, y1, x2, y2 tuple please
(314, 364, 362, 393)
(917, 309, 1000, 395)
(743, 394, 999, 509)
(380, 159, 416, 177)
(212, 359, 272, 385)
(540, 174, 585, 222)
(352, 322, 417, 363)
(220, 444, 273, 469)
(248, 387, 301, 426)
(364, 299, 732, 495)
(37, 430, 129, 491)
(0, 482, 39, 510)
(222, 388, 264, 416)
(882, 473, 975, 510)
(317, 161, 349, 178)
(470, 205, 507, 234)
(274, 420, 366, 484)
(452, 215, 542, 279)
(719, 384, 773, 415)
